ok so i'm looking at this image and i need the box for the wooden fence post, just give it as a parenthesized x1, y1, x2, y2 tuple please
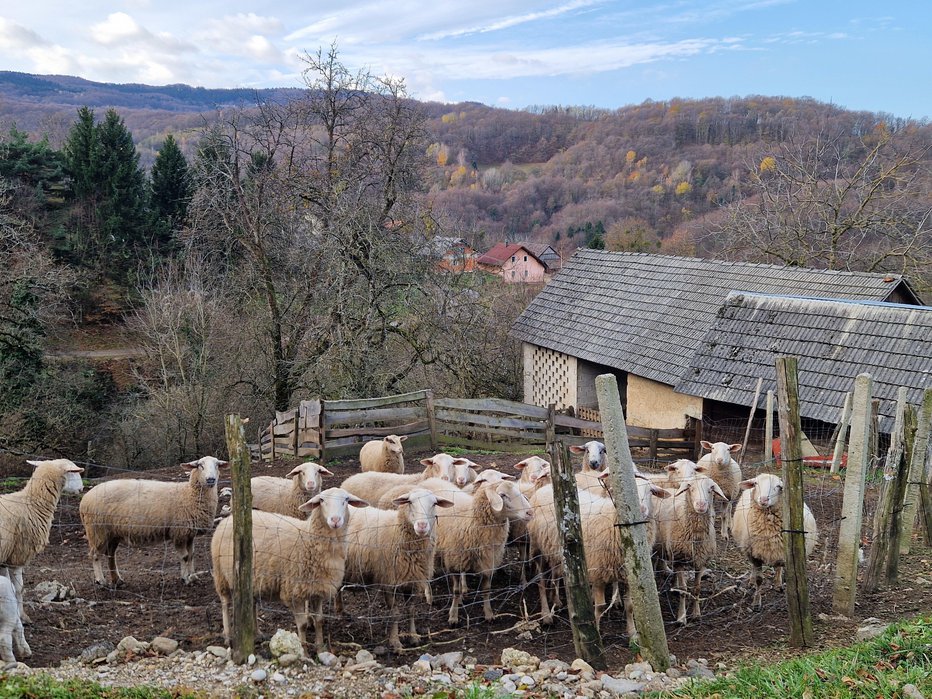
(864, 387, 909, 593)
(899, 387, 932, 555)
(764, 390, 774, 465)
(425, 390, 439, 451)
(830, 392, 853, 475)
(547, 440, 605, 670)
(833, 373, 873, 617)
(596, 374, 670, 671)
(774, 358, 813, 647)
(739, 377, 764, 464)
(870, 399, 881, 469)
(225, 414, 255, 664)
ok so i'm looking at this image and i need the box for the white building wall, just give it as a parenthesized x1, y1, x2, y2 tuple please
(626, 374, 703, 429)
(523, 342, 577, 410)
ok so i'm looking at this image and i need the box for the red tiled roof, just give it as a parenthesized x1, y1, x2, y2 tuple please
(478, 242, 542, 267)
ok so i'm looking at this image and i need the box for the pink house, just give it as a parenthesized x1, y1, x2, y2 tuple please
(477, 243, 548, 283)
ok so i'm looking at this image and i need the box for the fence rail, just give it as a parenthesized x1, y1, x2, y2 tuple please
(258, 392, 701, 462)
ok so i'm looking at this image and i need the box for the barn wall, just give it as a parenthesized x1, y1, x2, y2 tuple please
(626, 374, 703, 429)
(523, 343, 577, 410)
(576, 359, 627, 411)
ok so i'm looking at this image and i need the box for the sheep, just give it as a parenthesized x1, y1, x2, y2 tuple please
(654, 472, 728, 625)
(377, 477, 469, 510)
(341, 488, 454, 651)
(434, 480, 532, 625)
(251, 462, 333, 519)
(696, 441, 744, 539)
(79, 456, 227, 587)
(508, 457, 552, 585)
(0, 573, 29, 664)
(452, 457, 480, 488)
(359, 435, 407, 474)
(731, 473, 818, 608)
(0, 459, 84, 623)
(569, 441, 606, 472)
(340, 453, 466, 505)
(641, 458, 699, 489)
(211, 487, 367, 652)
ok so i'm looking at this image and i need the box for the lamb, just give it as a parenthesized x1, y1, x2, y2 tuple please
(341, 488, 454, 651)
(340, 453, 466, 505)
(211, 487, 367, 651)
(569, 441, 606, 472)
(731, 473, 818, 608)
(654, 472, 728, 625)
(0, 573, 29, 664)
(359, 435, 407, 474)
(251, 462, 333, 519)
(696, 441, 744, 539)
(0, 459, 84, 623)
(79, 456, 227, 587)
(434, 480, 532, 625)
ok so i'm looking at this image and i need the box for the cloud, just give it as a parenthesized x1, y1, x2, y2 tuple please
(417, 0, 602, 41)
(0, 17, 49, 51)
(196, 13, 286, 64)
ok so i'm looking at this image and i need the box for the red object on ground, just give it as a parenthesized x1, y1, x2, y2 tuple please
(771, 438, 847, 469)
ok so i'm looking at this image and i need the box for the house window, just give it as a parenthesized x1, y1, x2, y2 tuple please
(524, 255, 528, 261)
(511, 255, 516, 262)
(524, 270, 528, 278)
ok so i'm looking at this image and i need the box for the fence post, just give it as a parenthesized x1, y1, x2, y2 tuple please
(832, 373, 872, 617)
(268, 419, 276, 462)
(596, 374, 670, 671)
(649, 429, 658, 460)
(870, 399, 881, 469)
(774, 358, 813, 647)
(547, 440, 605, 670)
(830, 392, 853, 474)
(225, 414, 255, 664)
(692, 418, 703, 460)
(739, 377, 764, 464)
(425, 390, 439, 451)
(764, 390, 775, 465)
(864, 386, 909, 593)
(899, 387, 932, 554)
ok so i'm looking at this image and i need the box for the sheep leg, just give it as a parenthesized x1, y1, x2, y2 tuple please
(10, 569, 29, 625)
(290, 598, 310, 649)
(592, 584, 606, 630)
(448, 573, 465, 626)
(106, 540, 124, 587)
(0, 630, 13, 664)
(406, 589, 421, 644)
(690, 566, 703, 619)
(536, 557, 553, 625)
(383, 587, 403, 653)
(176, 538, 195, 583)
(334, 589, 344, 615)
(675, 570, 688, 625)
(750, 558, 764, 609)
(219, 592, 231, 644)
(481, 572, 494, 622)
(774, 563, 785, 592)
(624, 587, 639, 642)
(90, 545, 107, 586)
(721, 504, 732, 541)
(12, 616, 29, 659)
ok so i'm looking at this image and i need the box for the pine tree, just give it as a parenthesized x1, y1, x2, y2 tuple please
(149, 134, 190, 253)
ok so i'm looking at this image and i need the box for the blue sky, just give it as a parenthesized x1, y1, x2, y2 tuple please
(0, 1, 928, 118)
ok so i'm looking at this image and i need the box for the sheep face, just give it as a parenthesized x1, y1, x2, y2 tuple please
(700, 441, 741, 466)
(392, 488, 455, 537)
(299, 487, 368, 529)
(487, 481, 532, 522)
(569, 441, 606, 471)
(419, 453, 469, 481)
(634, 476, 671, 516)
(513, 456, 550, 483)
(27, 459, 84, 494)
(674, 475, 727, 515)
(286, 462, 333, 495)
(472, 469, 515, 486)
(453, 458, 478, 487)
(667, 459, 698, 481)
(741, 473, 783, 509)
(181, 456, 229, 488)
(384, 435, 407, 455)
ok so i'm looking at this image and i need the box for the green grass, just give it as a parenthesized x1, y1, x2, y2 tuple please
(662, 615, 932, 698)
(0, 675, 205, 698)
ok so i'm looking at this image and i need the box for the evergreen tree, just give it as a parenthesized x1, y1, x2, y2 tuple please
(149, 134, 190, 253)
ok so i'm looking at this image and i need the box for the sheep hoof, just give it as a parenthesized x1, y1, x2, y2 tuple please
(675, 616, 687, 626)
(20, 613, 32, 625)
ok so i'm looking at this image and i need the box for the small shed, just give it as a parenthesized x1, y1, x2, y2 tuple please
(511, 250, 922, 429)
(478, 242, 548, 283)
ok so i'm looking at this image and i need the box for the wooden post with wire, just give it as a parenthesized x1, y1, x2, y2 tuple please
(830, 392, 853, 474)
(225, 414, 255, 664)
(739, 377, 764, 464)
(774, 357, 813, 647)
(764, 390, 775, 465)
(899, 387, 932, 555)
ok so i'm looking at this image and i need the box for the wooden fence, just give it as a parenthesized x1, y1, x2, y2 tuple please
(258, 392, 701, 462)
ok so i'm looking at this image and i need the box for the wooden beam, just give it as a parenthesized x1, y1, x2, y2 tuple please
(739, 377, 764, 464)
(830, 392, 853, 474)
(225, 414, 255, 664)
(898, 387, 932, 555)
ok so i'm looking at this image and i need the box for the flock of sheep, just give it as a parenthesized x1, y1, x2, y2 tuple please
(0, 435, 820, 664)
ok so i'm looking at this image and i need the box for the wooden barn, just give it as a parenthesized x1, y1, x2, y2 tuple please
(510, 250, 922, 431)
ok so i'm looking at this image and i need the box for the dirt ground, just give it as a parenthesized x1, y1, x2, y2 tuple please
(13, 447, 932, 671)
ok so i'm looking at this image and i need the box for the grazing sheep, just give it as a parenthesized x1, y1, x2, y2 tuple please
(211, 487, 367, 652)
(435, 480, 532, 625)
(569, 441, 606, 472)
(696, 441, 744, 539)
(360, 435, 408, 474)
(341, 488, 454, 651)
(731, 473, 818, 608)
(654, 473, 728, 625)
(0, 573, 29, 664)
(79, 456, 227, 587)
(251, 462, 333, 519)
(0, 459, 84, 623)
(340, 453, 466, 505)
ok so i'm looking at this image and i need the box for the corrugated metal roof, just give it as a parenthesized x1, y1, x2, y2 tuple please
(510, 250, 920, 387)
(675, 293, 932, 432)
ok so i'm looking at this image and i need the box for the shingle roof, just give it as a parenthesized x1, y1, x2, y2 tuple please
(510, 250, 920, 387)
(675, 293, 932, 431)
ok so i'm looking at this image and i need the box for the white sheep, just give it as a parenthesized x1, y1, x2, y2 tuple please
(211, 487, 367, 651)
(359, 435, 407, 474)
(341, 488, 454, 651)
(654, 472, 728, 625)
(340, 453, 466, 505)
(251, 462, 333, 519)
(452, 457, 480, 488)
(376, 477, 469, 510)
(731, 473, 818, 608)
(569, 441, 606, 472)
(508, 457, 552, 585)
(434, 480, 532, 625)
(0, 459, 84, 623)
(0, 572, 30, 664)
(79, 456, 227, 587)
(696, 441, 744, 539)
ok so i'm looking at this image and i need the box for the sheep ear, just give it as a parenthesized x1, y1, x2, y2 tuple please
(452, 458, 470, 465)
(348, 495, 369, 508)
(298, 497, 321, 513)
(391, 495, 411, 507)
(398, 435, 408, 442)
(486, 487, 505, 512)
(700, 440, 713, 451)
(597, 469, 611, 481)
(285, 466, 303, 478)
(67, 466, 84, 474)
(711, 483, 729, 501)
(728, 444, 742, 453)
(317, 466, 334, 477)
(569, 445, 588, 454)
(694, 463, 709, 473)
(419, 458, 435, 468)
(739, 479, 757, 490)
(499, 473, 517, 481)
(180, 461, 199, 471)
(512, 458, 530, 470)
(434, 497, 455, 508)
(650, 485, 672, 499)
(26, 460, 43, 468)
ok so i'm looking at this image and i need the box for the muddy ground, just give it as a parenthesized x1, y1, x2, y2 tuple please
(11, 447, 932, 671)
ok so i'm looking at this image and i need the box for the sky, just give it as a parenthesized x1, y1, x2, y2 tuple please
(0, 1, 928, 119)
